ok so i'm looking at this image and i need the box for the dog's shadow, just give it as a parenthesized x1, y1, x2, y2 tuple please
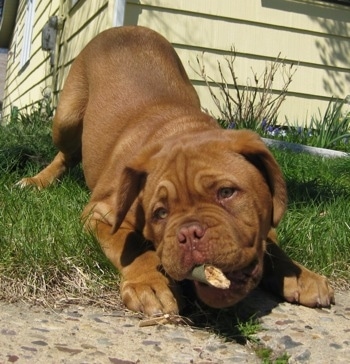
(181, 284, 282, 344)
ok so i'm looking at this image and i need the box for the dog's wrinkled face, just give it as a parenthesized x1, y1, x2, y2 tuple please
(115, 130, 287, 308)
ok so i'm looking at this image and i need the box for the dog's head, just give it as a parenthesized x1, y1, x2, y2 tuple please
(113, 129, 287, 308)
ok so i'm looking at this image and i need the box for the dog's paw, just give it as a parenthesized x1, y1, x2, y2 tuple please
(16, 177, 45, 190)
(121, 272, 179, 316)
(283, 268, 335, 308)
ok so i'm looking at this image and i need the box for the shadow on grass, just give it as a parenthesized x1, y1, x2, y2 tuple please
(273, 149, 350, 205)
(0, 145, 46, 173)
(0, 144, 87, 188)
(285, 177, 350, 205)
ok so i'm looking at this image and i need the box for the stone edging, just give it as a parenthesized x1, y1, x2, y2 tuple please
(262, 138, 350, 158)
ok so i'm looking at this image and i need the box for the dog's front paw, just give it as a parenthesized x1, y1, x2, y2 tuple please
(283, 267, 335, 308)
(121, 272, 179, 316)
(16, 177, 46, 190)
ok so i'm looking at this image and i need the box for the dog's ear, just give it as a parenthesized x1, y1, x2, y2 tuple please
(112, 143, 162, 233)
(111, 167, 146, 233)
(227, 129, 287, 226)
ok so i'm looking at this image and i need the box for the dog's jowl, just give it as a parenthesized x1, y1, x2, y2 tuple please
(19, 26, 334, 315)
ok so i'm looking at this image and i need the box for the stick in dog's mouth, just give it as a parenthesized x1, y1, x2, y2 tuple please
(187, 264, 231, 289)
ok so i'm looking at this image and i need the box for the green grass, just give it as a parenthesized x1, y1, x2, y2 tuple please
(255, 347, 290, 364)
(236, 315, 262, 343)
(0, 172, 119, 302)
(0, 117, 118, 304)
(0, 112, 349, 305)
(274, 151, 350, 280)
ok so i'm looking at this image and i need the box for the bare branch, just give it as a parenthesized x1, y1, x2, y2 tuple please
(190, 49, 297, 129)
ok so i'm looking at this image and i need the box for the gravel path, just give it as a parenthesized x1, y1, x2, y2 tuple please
(0, 289, 349, 363)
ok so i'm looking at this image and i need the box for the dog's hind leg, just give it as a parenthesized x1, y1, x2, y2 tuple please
(17, 149, 81, 189)
(18, 59, 88, 189)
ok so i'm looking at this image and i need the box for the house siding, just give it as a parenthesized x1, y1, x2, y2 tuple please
(2, 0, 350, 125)
(53, 0, 110, 99)
(123, 0, 350, 124)
(3, 0, 57, 116)
(0, 49, 8, 104)
(2, 0, 111, 120)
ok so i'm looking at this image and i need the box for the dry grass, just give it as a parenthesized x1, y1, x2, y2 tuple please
(0, 263, 123, 310)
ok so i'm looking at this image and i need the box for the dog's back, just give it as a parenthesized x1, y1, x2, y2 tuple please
(53, 26, 203, 188)
(82, 26, 199, 109)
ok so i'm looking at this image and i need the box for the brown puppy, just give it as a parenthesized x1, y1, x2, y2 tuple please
(18, 26, 334, 315)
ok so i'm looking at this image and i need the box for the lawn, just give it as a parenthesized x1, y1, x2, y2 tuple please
(0, 113, 349, 306)
(273, 150, 350, 281)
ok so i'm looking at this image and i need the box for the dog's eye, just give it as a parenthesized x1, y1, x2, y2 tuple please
(218, 187, 235, 200)
(153, 207, 169, 220)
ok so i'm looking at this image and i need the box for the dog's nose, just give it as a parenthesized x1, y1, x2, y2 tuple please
(177, 223, 206, 245)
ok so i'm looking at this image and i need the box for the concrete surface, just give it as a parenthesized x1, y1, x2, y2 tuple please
(0, 289, 349, 363)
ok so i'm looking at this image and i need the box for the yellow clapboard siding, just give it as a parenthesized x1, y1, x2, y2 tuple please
(2, 0, 350, 126)
(125, 3, 349, 69)
(123, 0, 350, 123)
(128, 0, 350, 37)
(176, 47, 348, 100)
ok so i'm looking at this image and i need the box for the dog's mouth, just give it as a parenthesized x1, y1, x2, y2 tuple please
(190, 263, 262, 308)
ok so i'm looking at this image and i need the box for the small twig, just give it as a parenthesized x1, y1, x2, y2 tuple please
(139, 314, 192, 327)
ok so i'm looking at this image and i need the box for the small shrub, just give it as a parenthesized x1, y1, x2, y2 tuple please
(308, 97, 350, 149)
(9, 95, 54, 125)
(192, 48, 297, 130)
(260, 98, 350, 152)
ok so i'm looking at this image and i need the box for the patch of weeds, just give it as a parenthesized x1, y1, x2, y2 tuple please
(267, 98, 350, 152)
(236, 315, 261, 343)
(1, 97, 56, 174)
(255, 347, 290, 364)
(308, 97, 350, 150)
(236, 315, 290, 363)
